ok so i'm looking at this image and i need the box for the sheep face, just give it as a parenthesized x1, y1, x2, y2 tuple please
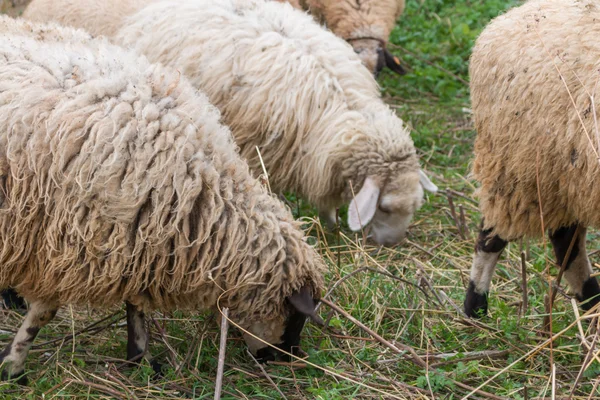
(242, 286, 322, 362)
(350, 38, 406, 77)
(348, 171, 437, 246)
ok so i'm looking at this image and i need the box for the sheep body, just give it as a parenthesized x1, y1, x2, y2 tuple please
(470, 0, 600, 240)
(275, 0, 406, 75)
(464, 0, 600, 318)
(0, 15, 324, 367)
(25, 0, 436, 246)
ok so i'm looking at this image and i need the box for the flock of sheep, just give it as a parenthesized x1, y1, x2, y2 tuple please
(0, 0, 598, 389)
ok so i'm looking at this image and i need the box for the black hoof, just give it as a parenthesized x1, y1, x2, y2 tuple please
(255, 347, 277, 363)
(1, 288, 27, 313)
(0, 368, 27, 385)
(150, 359, 163, 378)
(464, 281, 488, 318)
(579, 277, 600, 312)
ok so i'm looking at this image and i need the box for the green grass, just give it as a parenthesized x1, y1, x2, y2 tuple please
(3, 0, 600, 398)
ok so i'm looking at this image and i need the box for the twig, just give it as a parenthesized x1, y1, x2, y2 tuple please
(33, 311, 124, 349)
(459, 204, 469, 240)
(248, 350, 289, 400)
(521, 251, 529, 316)
(214, 307, 229, 400)
(320, 298, 427, 368)
(66, 378, 126, 400)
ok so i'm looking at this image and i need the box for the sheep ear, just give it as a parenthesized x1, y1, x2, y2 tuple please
(419, 170, 438, 193)
(347, 176, 380, 231)
(383, 48, 407, 75)
(288, 286, 323, 325)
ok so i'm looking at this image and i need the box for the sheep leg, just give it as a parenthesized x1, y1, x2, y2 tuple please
(549, 225, 600, 311)
(0, 300, 57, 384)
(464, 226, 508, 318)
(1, 288, 27, 311)
(125, 302, 161, 374)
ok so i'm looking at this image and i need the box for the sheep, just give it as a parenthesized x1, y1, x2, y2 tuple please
(274, 0, 407, 76)
(24, 0, 438, 248)
(0, 16, 325, 383)
(465, 0, 600, 318)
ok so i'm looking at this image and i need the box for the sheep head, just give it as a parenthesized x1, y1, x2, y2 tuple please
(348, 38, 406, 77)
(348, 171, 437, 246)
(243, 285, 322, 362)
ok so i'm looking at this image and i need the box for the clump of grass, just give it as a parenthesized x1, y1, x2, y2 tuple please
(2, 0, 600, 398)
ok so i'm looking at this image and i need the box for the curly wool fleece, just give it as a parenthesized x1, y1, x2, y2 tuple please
(0, 16, 324, 328)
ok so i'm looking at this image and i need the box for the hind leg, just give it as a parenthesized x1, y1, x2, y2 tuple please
(549, 225, 600, 311)
(464, 226, 508, 318)
(0, 300, 58, 384)
(1, 288, 27, 311)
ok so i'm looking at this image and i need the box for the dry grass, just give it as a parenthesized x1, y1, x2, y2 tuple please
(1, 0, 600, 399)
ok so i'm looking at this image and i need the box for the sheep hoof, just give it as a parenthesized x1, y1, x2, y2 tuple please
(150, 360, 163, 378)
(0, 368, 27, 385)
(464, 282, 488, 318)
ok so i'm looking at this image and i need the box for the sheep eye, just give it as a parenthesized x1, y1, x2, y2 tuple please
(378, 205, 391, 214)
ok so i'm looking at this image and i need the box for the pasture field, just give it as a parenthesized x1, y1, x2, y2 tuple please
(3, 0, 600, 399)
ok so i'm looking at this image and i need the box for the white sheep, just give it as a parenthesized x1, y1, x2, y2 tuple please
(275, 0, 407, 76)
(0, 16, 324, 383)
(24, 0, 438, 247)
(465, 0, 600, 317)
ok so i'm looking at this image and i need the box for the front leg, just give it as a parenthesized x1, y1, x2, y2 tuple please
(125, 301, 160, 374)
(0, 300, 58, 384)
(464, 226, 508, 318)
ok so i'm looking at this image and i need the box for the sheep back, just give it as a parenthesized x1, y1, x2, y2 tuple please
(23, 0, 153, 37)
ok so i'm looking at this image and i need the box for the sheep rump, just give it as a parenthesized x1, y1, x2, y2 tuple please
(0, 16, 324, 326)
(470, 0, 600, 240)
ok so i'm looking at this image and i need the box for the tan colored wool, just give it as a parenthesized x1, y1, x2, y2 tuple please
(0, 16, 324, 331)
(24, 0, 422, 228)
(275, 0, 405, 72)
(470, 0, 600, 240)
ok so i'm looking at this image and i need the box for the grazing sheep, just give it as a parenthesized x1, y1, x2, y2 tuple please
(0, 16, 324, 383)
(465, 0, 600, 317)
(24, 0, 438, 247)
(275, 0, 407, 76)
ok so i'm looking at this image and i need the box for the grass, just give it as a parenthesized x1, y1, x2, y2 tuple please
(2, 0, 600, 398)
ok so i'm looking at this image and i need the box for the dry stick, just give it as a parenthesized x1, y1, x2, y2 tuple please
(427, 349, 509, 368)
(570, 300, 600, 398)
(214, 307, 229, 400)
(66, 379, 126, 400)
(521, 251, 529, 317)
(32, 311, 124, 349)
(150, 318, 181, 371)
(105, 367, 139, 400)
(586, 378, 600, 400)
(320, 298, 427, 368)
(459, 204, 468, 240)
(248, 351, 289, 400)
(446, 194, 465, 239)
